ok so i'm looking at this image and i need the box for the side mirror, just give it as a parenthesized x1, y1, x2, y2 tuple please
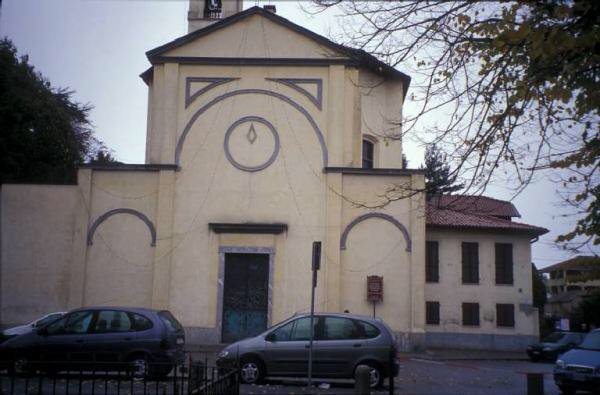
(265, 333, 276, 342)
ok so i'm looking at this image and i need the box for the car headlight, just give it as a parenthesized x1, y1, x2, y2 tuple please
(218, 350, 230, 359)
(556, 359, 566, 369)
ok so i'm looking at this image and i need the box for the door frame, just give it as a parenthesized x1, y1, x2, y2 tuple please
(217, 246, 275, 342)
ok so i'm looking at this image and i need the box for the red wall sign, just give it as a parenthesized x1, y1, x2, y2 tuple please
(367, 275, 383, 302)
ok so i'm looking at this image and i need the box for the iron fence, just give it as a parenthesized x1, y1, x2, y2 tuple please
(0, 359, 238, 395)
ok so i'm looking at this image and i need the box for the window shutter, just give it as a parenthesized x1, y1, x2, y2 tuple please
(496, 304, 515, 327)
(426, 301, 440, 325)
(495, 244, 513, 285)
(426, 241, 439, 283)
(462, 302, 479, 326)
(462, 243, 479, 284)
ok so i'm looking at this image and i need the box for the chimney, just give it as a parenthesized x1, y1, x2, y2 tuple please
(188, 0, 244, 33)
(263, 5, 276, 13)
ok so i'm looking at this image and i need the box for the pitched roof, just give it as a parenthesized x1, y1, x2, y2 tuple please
(428, 195, 521, 217)
(426, 195, 548, 236)
(540, 255, 600, 273)
(144, 6, 411, 94)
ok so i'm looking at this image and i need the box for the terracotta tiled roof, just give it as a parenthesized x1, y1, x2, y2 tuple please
(426, 196, 548, 236)
(539, 256, 600, 273)
(428, 195, 521, 217)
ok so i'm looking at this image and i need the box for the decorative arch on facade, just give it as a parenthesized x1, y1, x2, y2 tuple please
(87, 208, 157, 246)
(175, 89, 328, 167)
(340, 212, 411, 252)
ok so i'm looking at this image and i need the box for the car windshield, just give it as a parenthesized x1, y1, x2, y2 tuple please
(578, 331, 600, 351)
(542, 333, 565, 343)
(35, 313, 63, 328)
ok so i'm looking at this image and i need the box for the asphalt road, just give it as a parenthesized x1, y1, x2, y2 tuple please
(240, 358, 560, 395)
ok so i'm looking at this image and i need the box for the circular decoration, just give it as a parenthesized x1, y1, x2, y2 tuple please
(224, 116, 280, 172)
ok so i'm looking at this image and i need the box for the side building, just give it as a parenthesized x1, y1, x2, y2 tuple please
(424, 196, 548, 350)
(541, 256, 600, 320)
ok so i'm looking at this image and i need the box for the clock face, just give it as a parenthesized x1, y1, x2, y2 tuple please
(206, 0, 221, 11)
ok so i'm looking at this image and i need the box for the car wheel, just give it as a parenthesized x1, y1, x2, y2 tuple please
(558, 385, 576, 395)
(358, 362, 384, 389)
(239, 357, 265, 384)
(128, 354, 150, 379)
(11, 357, 30, 375)
(148, 364, 173, 380)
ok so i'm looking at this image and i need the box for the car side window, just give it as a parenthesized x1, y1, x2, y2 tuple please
(93, 311, 132, 333)
(47, 311, 94, 335)
(322, 317, 358, 340)
(270, 321, 294, 341)
(355, 320, 381, 339)
(130, 313, 153, 331)
(290, 317, 319, 341)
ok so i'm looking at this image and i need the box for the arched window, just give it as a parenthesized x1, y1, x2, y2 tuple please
(362, 139, 374, 169)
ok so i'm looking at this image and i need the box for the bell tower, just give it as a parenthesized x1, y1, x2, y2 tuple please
(188, 0, 244, 32)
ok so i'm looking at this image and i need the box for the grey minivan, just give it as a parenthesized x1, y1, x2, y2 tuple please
(216, 313, 399, 388)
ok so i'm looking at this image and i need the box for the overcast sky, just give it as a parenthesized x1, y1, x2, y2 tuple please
(2, 0, 597, 268)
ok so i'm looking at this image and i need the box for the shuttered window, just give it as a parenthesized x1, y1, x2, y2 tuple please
(462, 303, 479, 326)
(496, 304, 515, 327)
(461, 242, 479, 284)
(426, 241, 439, 283)
(426, 301, 440, 325)
(495, 243, 514, 285)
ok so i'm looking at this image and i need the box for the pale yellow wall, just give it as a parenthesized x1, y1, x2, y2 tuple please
(165, 64, 329, 327)
(0, 185, 83, 325)
(358, 70, 404, 168)
(167, 14, 343, 59)
(339, 174, 426, 336)
(425, 229, 538, 337)
(81, 170, 160, 308)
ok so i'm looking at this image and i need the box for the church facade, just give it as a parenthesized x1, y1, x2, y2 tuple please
(0, 1, 547, 350)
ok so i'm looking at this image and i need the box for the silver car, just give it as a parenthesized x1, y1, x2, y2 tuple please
(217, 313, 399, 388)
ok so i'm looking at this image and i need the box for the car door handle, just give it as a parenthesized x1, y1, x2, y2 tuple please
(353, 343, 362, 348)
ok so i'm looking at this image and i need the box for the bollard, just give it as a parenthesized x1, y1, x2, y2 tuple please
(355, 364, 371, 395)
(526, 372, 544, 395)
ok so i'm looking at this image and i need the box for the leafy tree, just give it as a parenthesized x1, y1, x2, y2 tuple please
(0, 38, 112, 184)
(312, 1, 600, 249)
(570, 289, 600, 330)
(422, 144, 465, 195)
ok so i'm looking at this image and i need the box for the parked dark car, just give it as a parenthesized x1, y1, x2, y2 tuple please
(216, 313, 399, 388)
(0, 312, 65, 343)
(0, 306, 185, 377)
(554, 329, 600, 395)
(527, 332, 586, 361)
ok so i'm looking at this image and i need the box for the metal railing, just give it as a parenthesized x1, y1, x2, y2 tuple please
(0, 359, 239, 395)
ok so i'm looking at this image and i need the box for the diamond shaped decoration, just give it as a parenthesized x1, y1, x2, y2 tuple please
(246, 123, 258, 144)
